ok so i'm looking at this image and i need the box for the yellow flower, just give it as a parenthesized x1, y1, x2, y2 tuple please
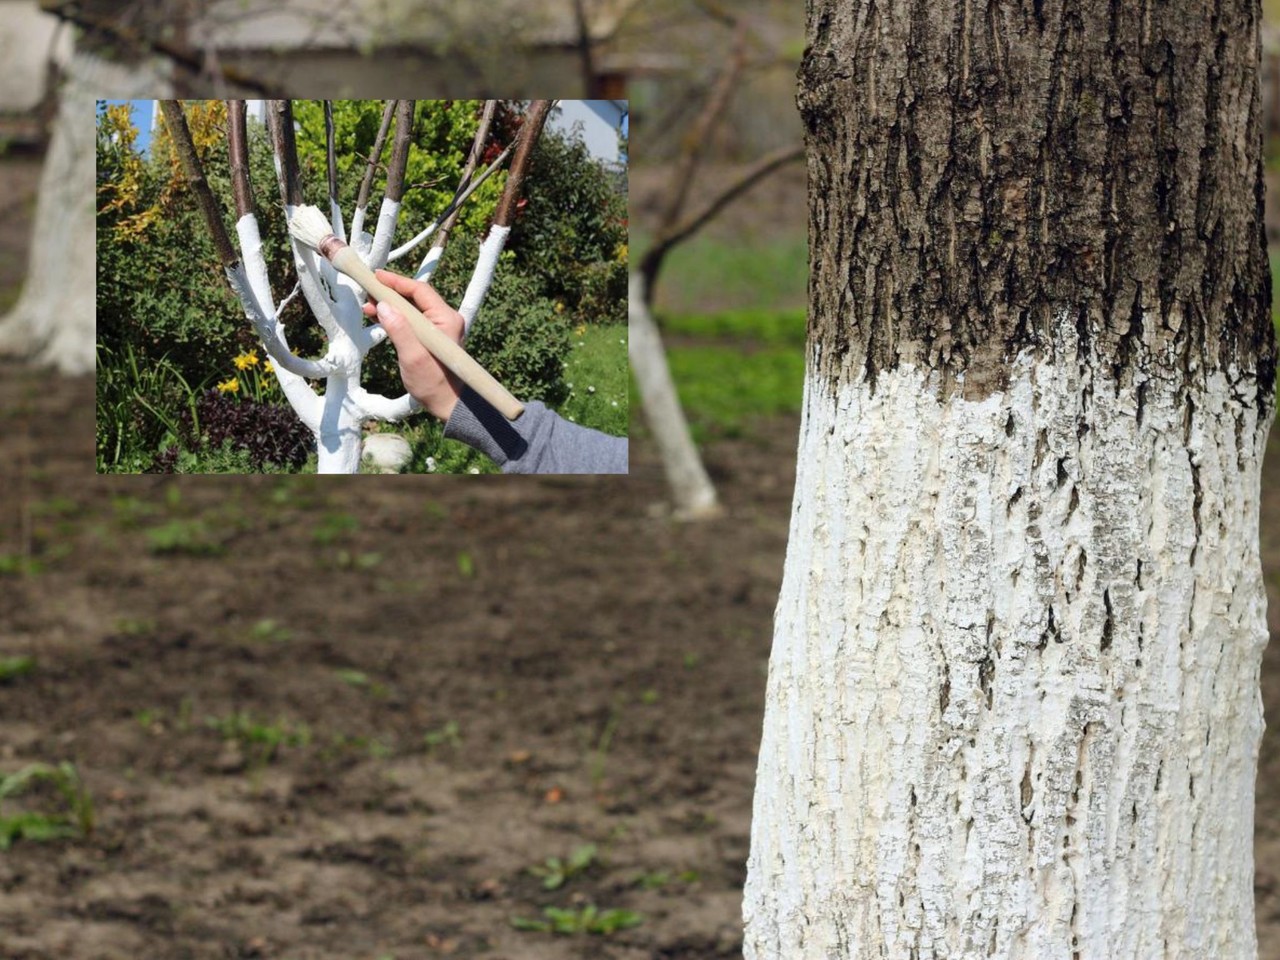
(233, 350, 260, 370)
(263, 360, 274, 374)
(574, 323, 587, 338)
(614, 243, 628, 262)
(554, 301, 565, 314)
(217, 377, 240, 394)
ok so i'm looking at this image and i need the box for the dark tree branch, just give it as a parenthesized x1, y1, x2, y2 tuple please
(572, 0, 601, 98)
(266, 100, 303, 209)
(324, 101, 338, 214)
(40, 0, 283, 96)
(436, 100, 497, 254)
(639, 145, 803, 295)
(384, 100, 417, 204)
(355, 100, 395, 217)
(227, 100, 254, 219)
(493, 99, 553, 228)
(658, 19, 749, 238)
(158, 101, 238, 268)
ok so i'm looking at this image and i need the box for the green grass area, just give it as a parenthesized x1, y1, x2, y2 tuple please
(658, 308, 807, 441)
(558, 324, 629, 437)
(635, 230, 807, 315)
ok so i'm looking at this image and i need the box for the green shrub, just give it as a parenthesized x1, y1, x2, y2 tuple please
(463, 272, 572, 406)
(507, 125, 627, 326)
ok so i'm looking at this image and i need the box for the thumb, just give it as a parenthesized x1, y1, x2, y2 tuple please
(376, 301, 424, 357)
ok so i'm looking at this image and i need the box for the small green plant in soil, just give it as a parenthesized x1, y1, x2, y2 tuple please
(311, 512, 359, 545)
(0, 553, 42, 576)
(511, 905, 642, 936)
(589, 703, 622, 793)
(144, 518, 224, 556)
(0, 656, 36, 682)
(423, 720, 462, 753)
(206, 711, 310, 764)
(247, 618, 292, 644)
(0, 762, 94, 850)
(529, 843, 598, 890)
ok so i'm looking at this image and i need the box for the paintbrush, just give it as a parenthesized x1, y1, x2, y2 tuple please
(288, 204, 524, 421)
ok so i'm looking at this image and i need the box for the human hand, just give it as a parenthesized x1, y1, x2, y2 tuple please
(362, 269, 464, 422)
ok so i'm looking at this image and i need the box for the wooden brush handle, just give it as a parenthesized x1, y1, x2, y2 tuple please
(331, 246, 524, 421)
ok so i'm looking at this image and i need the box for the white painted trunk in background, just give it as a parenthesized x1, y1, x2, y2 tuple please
(628, 272, 719, 518)
(0, 50, 169, 374)
(744, 340, 1269, 958)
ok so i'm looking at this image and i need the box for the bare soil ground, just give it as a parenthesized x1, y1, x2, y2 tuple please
(6, 155, 1280, 959)
(0, 363, 792, 959)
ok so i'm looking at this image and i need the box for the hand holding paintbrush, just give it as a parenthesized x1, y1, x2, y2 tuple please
(288, 205, 524, 421)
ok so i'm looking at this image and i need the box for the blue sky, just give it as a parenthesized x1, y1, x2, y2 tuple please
(100, 99, 155, 152)
(105, 99, 626, 160)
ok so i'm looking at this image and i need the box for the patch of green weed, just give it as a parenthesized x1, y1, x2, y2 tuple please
(511, 905, 642, 936)
(530, 843, 598, 890)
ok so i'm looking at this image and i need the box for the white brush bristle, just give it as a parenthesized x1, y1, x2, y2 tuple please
(288, 205, 337, 250)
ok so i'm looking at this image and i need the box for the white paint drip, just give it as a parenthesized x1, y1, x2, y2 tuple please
(458, 225, 511, 333)
(744, 344, 1269, 959)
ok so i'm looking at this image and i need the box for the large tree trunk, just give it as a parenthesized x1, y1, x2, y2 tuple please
(0, 46, 169, 374)
(745, 2, 1275, 957)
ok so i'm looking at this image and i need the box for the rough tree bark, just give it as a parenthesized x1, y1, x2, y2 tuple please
(745, 1, 1275, 957)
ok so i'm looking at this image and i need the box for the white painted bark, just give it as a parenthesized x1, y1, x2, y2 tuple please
(628, 272, 719, 518)
(744, 335, 1269, 958)
(0, 49, 170, 374)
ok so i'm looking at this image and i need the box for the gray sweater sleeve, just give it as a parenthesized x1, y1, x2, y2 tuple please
(443, 387, 629, 474)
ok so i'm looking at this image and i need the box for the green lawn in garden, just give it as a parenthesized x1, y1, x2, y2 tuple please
(655, 308, 807, 441)
(559, 324, 629, 438)
(634, 229, 808, 316)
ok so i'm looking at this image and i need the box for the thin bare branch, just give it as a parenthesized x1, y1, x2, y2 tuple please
(227, 100, 253, 219)
(434, 100, 498, 255)
(572, 0, 601, 98)
(266, 101, 303, 208)
(658, 19, 750, 237)
(325, 101, 338, 207)
(384, 100, 417, 204)
(158, 101, 237, 268)
(353, 101, 395, 232)
(387, 141, 514, 266)
(639, 145, 804, 297)
(493, 100, 554, 228)
(40, 0, 282, 95)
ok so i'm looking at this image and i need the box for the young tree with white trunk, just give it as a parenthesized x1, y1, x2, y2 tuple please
(160, 98, 549, 474)
(0, 46, 171, 374)
(745, 2, 1275, 957)
(632, 10, 802, 518)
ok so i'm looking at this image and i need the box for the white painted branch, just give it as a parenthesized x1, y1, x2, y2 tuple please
(386, 142, 514, 267)
(743, 331, 1269, 958)
(224, 264, 332, 382)
(458, 225, 512, 333)
(413, 245, 446, 283)
(347, 385, 421, 421)
(367, 197, 402, 269)
(329, 198, 347, 245)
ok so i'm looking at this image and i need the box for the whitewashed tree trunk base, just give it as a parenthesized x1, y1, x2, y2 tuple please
(0, 51, 169, 375)
(744, 336, 1269, 959)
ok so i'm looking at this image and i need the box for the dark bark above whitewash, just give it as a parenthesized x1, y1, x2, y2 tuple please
(799, 0, 1276, 403)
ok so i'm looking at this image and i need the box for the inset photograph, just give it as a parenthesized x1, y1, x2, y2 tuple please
(96, 99, 629, 474)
